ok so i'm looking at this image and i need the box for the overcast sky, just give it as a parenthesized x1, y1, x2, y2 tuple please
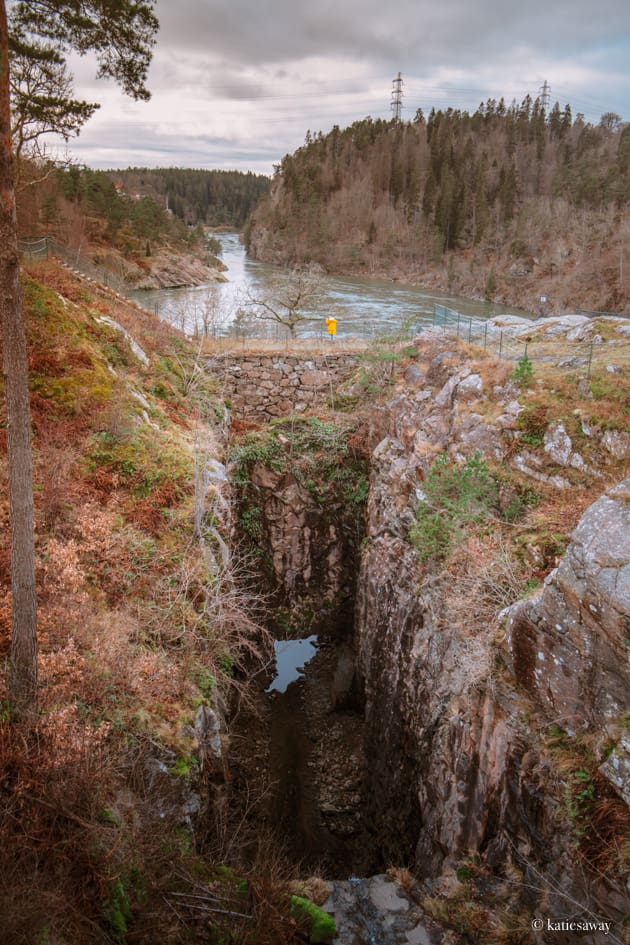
(56, 0, 630, 175)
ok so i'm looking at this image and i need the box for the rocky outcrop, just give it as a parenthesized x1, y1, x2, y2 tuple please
(87, 245, 227, 290)
(351, 344, 629, 937)
(94, 314, 149, 365)
(505, 478, 630, 729)
(129, 250, 227, 289)
(486, 312, 630, 343)
(324, 875, 444, 945)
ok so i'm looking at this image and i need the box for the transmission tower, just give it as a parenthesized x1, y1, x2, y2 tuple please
(539, 80, 551, 112)
(391, 72, 404, 121)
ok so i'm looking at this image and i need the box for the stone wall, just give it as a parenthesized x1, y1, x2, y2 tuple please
(207, 352, 359, 420)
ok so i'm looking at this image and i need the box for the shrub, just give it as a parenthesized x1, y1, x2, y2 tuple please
(409, 452, 500, 561)
(511, 352, 534, 388)
(102, 877, 133, 944)
(516, 404, 549, 446)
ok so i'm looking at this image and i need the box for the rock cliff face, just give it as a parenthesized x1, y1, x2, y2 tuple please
(506, 479, 630, 729)
(352, 340, 630, 930)
(240, 460, 354, 618)
(225, 337, 628, 937)
(228, 418, 374, 874)
(229, 416, 369, 630)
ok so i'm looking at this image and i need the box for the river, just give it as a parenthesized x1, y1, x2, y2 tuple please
(131, 232, 531, 339)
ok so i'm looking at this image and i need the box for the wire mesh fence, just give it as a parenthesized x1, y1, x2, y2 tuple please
(19, 236, 131, 295)
(425, 303, 629, 380)
(19, 237, 629, 376)
(18, 237, 50, 260)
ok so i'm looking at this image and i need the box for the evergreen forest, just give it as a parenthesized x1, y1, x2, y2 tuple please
(106, 167, 270, 228)
(246, 98, 629, 312)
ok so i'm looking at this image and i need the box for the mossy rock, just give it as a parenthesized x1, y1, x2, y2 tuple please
(290, 895, 336, 943)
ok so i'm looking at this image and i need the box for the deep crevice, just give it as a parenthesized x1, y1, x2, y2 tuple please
(225, 416, 387, 877)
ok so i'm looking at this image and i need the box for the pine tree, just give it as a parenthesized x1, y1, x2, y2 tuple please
(0, 0, 158, 719)
(9, 27, 98, 172)
(548, 102, 563, 139)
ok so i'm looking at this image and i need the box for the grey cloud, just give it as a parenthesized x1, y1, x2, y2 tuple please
(155, 0, 630, 70)
(62, 116, 283, 173)
(55, 0, 630, 173)
(88, 141, 276, 173)
(147, 51, 273, 101)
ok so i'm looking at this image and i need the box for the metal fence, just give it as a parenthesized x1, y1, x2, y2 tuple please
(426, 303, 629, 379)
(19, 236, 131, 295)
(19, 237, 629, 376)
(18, 237, 51, 260)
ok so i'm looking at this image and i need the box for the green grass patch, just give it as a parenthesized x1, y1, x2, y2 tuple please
(102, 873, 141, 944)
(230, 416, 362, 500)
(86, 426, 190, 497)
(21, 276, 119, 414)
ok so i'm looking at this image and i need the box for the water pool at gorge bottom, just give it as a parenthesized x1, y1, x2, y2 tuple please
(228, 634, 380, 877)
(265, 636, 318, 694)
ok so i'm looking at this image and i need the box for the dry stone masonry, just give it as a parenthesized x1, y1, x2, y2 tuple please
(208, 352, 359, 420)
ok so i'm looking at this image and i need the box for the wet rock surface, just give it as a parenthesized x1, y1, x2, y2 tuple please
(324, 875, 444, 945)
(229, 635, 375, 876)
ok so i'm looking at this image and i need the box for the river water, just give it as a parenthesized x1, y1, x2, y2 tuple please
(131, 232, 530, 340)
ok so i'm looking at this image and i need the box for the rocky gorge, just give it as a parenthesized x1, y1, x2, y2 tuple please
(221, 322, 630, 944)
(4, 256, 628, 944)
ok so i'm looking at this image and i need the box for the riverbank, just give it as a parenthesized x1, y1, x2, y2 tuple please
(91, 241, 228, 290)
(247, 234, 627, 318)
(245, 116, 629, 317)
(133, 231, 537, 340)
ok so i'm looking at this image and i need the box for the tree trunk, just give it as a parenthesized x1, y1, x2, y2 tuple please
(0, 1, 38, 718)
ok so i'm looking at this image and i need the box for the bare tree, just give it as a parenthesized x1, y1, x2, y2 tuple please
(599, 112, 622, 133)
(169, 292, 230, 339)
(241, 268, 325, 339)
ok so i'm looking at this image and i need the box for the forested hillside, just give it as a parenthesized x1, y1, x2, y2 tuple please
(107, 167, 270, 228)
(246, 99, 630, 313)
(19, 164, 202, 251)
(17, 164, 228, 289)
